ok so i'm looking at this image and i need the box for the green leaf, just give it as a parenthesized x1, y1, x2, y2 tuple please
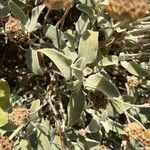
(72, 57, 85, 70)
(121, 61, 150, 77)
(76, 4, 95, 18)
(11, 0, 28, 10)
(25, 123, 37, 136)
(83, 67, 93, 76)
(122, 95, 135, 103)
(99, 0, 109, 6)
(78, 30, 98, 64)
(78, 0, 92, 5)
(97, 16, 110, 28)
(20, 139, 30, 150)
(64, 31, 76, 47)
(43, 25, 66, 49)
(63, 47, 78, 62)
(0, 108, 8, 127)
(0, 79, 11, 111)
(107, 99, 132, 117)
(38, 130, 51, 150)
(139, 107, 150, 116)
(68, 90, 85, 126)
(68, 79, 82, 91)
(30, 99, 40, 113)
(1, 5, 10, 18)
(50, 135, 61, 149)
(25, 4, 45, 32)
(37, 119, 51, 135)
(76, 13, 91, 35)
(77, 136, 99, 150)
(84, 138, 99, 150)
(71, 57, 85, 80)
(85, 116, 100, 133)
(8, 1, 26, 25)
(101, 119, 125, 134)
(37, 48, 72, 80)
(27, 48, 72, 80)
(99, 55, 119, 67)
(73, 144, 82, 150)
(84, 73, 120, 98)
(30, 99, 40, 121)
(25, 48, 43, 75)
(0, 0, 9, 8)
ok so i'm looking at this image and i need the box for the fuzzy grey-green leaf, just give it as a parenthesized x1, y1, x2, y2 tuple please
(99, 55, 119, 67)
(76, 4, 95, 18)
(9, 1, 26, 25)
(0, 79, 11, 111)
(43, 25, 66, 49)
(25, 48, 43, 75)
(0, 108, 8, 127)
(38, 48, 72, 80)
(78, 30, 98, 64)
(25, 4, 45, 32)
(84, 73, 120, 98)
(76, 13, 91, 35)
(68, 90, 85, 126)
(121, 61, 150, 77)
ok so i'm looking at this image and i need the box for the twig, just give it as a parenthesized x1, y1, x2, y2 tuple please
(56, 7, 71, 29)
(123, 52, 150, 58)
(9, 124, 25, 140)
(43, 10, 50, 26)
(126, 112, 147, 131)
(132, 103, 150, 108)
(58, 101, 67, 131)
(128, 25, 150, 34)
(46, 90, 65, 150)
(138, 16, 150, 22)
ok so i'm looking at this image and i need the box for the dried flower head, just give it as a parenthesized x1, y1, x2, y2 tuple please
(140, 130, 150, 148)
(44, 0, 73, 10)
(0, 136, 14, 150)
(127, 76, 142, 87)
(9, 106, 29, 126)
(88, 91, 108, 109)
(124, 122, 144, 140)
(5, 16, 26, 42)
(107, 0, 148, 21)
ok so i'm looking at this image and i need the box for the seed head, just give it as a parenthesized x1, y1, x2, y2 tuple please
(140, 130, 150, 148)
(44, 0, 73, 10)
(88, 91, 108, 109)
(107, 0, 148, 21)
(5, 16, 26, 42)
(9, 106, 29, 126)
(0, 136, 14, 150)
(124, 122, 144, 140)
